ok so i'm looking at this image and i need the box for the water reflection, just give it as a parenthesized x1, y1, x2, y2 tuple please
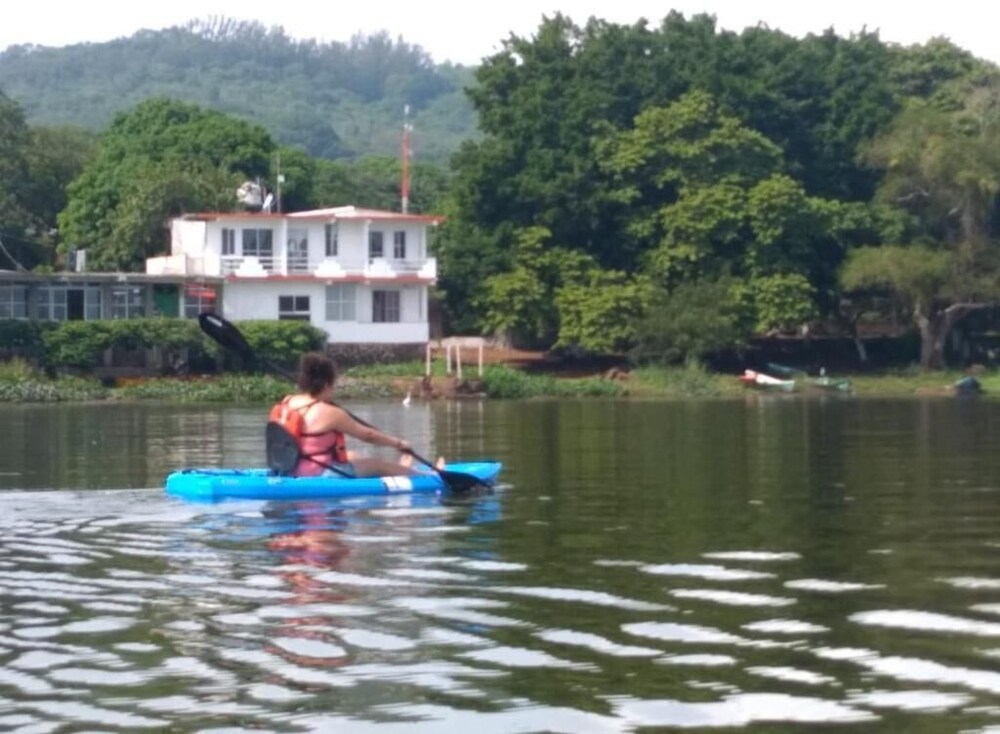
(0, 398, 998, 731)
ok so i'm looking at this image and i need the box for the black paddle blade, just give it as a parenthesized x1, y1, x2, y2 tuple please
(437, 469, 493, 494)
(404, 450, 492, 493)
(265, 422, 301, 476)
(198, 312, 255, 362)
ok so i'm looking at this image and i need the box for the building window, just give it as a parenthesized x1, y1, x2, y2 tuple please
(287, 229, 309, 272)
(372, 290, 400, 323)
(242, 228, 274, 267)
(111, 285, 145, 319)
(37, 285, 101, 321)
(221, 228, 236, 256)
(393, 231, 406, 259)
(325, 284, 356, 321)
(0, 284, 27, 319)
(368, 230, 384, 259)
(183, 285, 217, 318)
(324, 223, 338, 257)
(279, 295, 311, 321)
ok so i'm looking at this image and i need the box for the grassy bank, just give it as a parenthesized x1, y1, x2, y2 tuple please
(0, 357, 995, 403)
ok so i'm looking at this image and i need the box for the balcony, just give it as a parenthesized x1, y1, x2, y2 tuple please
(220, 256, 276, 276)
(217, 255, 437, 280)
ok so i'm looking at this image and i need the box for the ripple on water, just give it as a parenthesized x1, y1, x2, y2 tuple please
(609, 692, 876, 727)
(746, 666, 838, 686)
(459, 646, 595, 671)
(12, 616, 136, 639)
(535, 629, 661, 657)
(669, 589, 796, 607)
(850, 609, 1000, 637)
(297, 702, 619, 733)
(391, 596, 527, 628)
(742, 618, 829, 635)
(272, 636, 348, 659)
(622, 622, 748, 646)
(333, 628, 416, 651)
(701, 551, 801, 562)
(784, 579, 884, 593)
(656, 654, 736, 667)
(493, 586, 672, 612)
(938, 576, 1000, 590)
(846, 689, 973, 712)
(639, 563, 774, 581)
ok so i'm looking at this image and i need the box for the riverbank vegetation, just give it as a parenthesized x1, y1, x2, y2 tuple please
(3, 353, 996, 404)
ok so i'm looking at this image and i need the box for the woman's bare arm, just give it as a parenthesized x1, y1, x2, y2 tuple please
(326, 404, 410, 452)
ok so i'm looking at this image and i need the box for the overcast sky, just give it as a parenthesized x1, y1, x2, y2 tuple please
(2, 1, 998, 66)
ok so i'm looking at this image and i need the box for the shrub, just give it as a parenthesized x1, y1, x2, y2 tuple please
(237, 320, 329, 369)
(480, 364, 625, 399)
(0, 320, 54, 360)
(0, 357, 40, 382)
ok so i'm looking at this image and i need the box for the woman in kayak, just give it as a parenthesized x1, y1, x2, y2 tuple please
(276, 352, 444, 478)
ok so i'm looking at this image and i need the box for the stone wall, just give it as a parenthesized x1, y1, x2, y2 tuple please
(325, 343, 426, 367)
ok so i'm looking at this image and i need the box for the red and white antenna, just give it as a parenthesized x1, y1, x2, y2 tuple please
(401, 104, 412, 214)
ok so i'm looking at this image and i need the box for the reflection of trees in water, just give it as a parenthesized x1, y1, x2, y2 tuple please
(0, 404, 230, 489)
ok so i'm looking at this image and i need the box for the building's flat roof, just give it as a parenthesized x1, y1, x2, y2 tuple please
(224, 274, 435, 284)
(177, 205, 444, 224)
(0, 270, 224, 284)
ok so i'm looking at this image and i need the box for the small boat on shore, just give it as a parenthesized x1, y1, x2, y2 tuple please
(767, 363, 851, 393)
(807, 375, 852, 392)
(739, 369, 796, 392)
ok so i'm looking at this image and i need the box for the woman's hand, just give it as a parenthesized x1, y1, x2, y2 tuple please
(396, 438, 412, 453)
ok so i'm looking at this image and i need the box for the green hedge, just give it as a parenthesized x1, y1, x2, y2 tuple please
(237, 320, 329, 369)
(40, 318, 215, 370)
(0, 318, 329, 372)
(0, 320, 55, 359)
(480, 364, 624, 399)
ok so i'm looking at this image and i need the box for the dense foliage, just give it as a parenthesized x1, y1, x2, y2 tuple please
(434, 12, 1000, 367)
(0, 19, 477, 162)
(4, 12, 1000, 370)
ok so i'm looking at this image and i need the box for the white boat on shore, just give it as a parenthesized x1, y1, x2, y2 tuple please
(738, 369, 796, 392)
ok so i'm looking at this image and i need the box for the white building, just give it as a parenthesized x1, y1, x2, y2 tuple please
(146, 206, 442, 344)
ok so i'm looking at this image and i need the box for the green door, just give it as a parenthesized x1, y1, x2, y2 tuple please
(153, 284, 180, 317)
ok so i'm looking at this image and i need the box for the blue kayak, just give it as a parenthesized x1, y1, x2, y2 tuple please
(165, 461, 502, 502)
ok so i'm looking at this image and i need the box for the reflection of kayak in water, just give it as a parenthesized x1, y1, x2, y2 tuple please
(165, 462, 503, 503)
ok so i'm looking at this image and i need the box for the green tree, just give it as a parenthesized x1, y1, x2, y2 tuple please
(632, 279, 745, 365)
(555, 271, 648, 354)
(844, 79, 1000, 369)
(0, 91, 35, 268)
(605, 92, 852, 333)
(57, 98, 275, 270)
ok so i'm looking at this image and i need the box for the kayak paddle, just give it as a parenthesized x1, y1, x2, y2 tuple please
(197, 312, 490, 492)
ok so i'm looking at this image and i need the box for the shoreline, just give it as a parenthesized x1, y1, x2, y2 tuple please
(0, 363, 993, 403)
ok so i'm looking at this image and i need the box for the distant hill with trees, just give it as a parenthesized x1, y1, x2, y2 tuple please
(0, 17, 479, 162)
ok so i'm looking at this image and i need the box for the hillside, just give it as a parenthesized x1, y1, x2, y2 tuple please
(0, 17, 480, 162)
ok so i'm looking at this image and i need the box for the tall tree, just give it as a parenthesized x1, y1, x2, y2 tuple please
(842, 79, 1000, 369)
(0, 90, 35, 268)
(58, 98, 274, 270)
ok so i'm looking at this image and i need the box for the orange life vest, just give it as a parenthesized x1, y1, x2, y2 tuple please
(268, 396, 348, 472)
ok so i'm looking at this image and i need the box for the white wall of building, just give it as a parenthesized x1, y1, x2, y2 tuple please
(223, 281, 429, 344)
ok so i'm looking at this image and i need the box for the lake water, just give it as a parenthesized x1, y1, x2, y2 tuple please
(0, 396, 999, 732)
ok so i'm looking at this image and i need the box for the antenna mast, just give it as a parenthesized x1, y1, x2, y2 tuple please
(401, 105, 412, 214)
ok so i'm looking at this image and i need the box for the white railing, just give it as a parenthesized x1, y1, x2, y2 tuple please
(215, 255, 436, 278)
(286, 254, 310, 273)
(221, 256, 275, 275)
